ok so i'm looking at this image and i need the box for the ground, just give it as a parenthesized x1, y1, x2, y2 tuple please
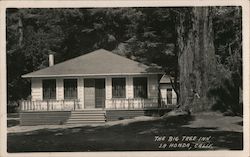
(7, 112, 243, 152)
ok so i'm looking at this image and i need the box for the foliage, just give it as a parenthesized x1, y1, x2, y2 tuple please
(209, 7, 242, 115)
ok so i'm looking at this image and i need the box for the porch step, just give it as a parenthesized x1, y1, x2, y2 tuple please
(66, 110, 106, 124)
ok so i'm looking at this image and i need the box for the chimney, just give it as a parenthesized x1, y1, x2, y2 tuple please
(48, 50, 55, 67)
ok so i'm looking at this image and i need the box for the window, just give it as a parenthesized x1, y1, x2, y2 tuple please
(64, 79, 77, 99)
(43, 79, 56, 100)
(112, 78, 126, 98)
(167, 88, 172, 104)
(133, 77, 147, 98)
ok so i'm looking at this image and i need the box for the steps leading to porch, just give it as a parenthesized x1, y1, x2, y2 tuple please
(66, 110, 106, 124)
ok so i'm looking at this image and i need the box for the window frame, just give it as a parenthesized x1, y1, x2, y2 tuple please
(64, 79, 78, 99)
(42, 79, 56, 100)
(112, 78, 126, 98)
(133, 77, 148, 99)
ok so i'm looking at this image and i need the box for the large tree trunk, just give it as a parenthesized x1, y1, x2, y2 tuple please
(177, 7, 216, 113)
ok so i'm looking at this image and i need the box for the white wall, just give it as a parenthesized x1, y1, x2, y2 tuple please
(31, 74, 160, 109)
(77, 77, 84, 109)
(56, 78, 63, 100)
(31, 78, 42, 101)
(160, 84, 177, 105)
(126, 76, 133, 98)
(105, 77, 112, 99)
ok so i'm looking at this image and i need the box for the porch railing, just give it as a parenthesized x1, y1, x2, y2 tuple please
(105, 98, 159, 109)
(20, 98, 177, 111)
(20, 99, 80, 111)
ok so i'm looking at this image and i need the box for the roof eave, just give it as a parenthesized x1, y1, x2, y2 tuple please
(22, 72, 164, 78)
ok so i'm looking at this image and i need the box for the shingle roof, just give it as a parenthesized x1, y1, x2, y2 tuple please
(22, 49, 163, 78)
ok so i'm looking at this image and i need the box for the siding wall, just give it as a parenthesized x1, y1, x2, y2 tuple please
(126, 76, 133, 98)
(31, 78, 42, 101)
(56, 78, 64, 100)
(20, 111, 71, 125)
(105, 77, 112, 99)
(160, 84, 177, 105)
(31, 74, 160, 109)
(78, 78, 84, 108)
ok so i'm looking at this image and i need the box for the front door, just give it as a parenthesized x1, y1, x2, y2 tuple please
(84, 79, 95, 109)
(84, 78, 105, 109)
(95, 79, 105, 108)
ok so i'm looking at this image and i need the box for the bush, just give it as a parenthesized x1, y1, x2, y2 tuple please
(7, 101, 20, 113)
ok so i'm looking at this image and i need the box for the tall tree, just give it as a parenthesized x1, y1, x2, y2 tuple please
(177, 7, 216, 113)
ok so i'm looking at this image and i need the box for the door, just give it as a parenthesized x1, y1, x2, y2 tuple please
(167, 88, 172, 104)
(84, 79, 95, 108)
(95, 79, 105, 108)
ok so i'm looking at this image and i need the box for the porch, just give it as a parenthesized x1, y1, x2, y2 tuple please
(19, 98, 175, 111)
(19, 98, 176, 125)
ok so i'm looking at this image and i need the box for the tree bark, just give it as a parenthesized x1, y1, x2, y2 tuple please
(18, 15, 23, 48)
(177, 7, 216, 113)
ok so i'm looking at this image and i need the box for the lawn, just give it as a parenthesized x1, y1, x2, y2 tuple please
(7, 112, 243, 152)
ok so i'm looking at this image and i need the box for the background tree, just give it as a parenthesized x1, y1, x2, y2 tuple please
(209, 7, 242, 115)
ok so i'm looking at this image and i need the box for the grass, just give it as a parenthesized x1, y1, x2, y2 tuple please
(7, 112, 243, 152)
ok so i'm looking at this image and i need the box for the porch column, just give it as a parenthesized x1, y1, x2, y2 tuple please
(78, 78, 84, 109)
(56, 78, 64, 100)
(105, 77, 112, 108)
(126, 76, 133, 99)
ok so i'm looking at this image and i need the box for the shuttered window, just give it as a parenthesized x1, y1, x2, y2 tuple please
(112, 78, 126, 98)
(133, 77, 148, 98)
(64, 79, 77, 99)
(43, 79, 56, 100)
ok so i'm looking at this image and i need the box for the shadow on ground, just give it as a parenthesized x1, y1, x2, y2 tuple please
(8, 120, 20, 127)
(7, 115, 243, 152)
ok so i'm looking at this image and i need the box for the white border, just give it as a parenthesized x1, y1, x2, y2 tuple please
(0, 1, 249, 157)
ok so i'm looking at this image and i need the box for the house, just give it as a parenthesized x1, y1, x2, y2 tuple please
(159, 75, 178, 106)
(20, 49, 176, 125)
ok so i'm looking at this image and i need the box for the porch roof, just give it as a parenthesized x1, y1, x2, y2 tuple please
(22, 49, 163, 78)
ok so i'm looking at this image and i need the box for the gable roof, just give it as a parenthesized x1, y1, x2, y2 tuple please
(22, 49, 163, 78)
(160, 75, 179, 84)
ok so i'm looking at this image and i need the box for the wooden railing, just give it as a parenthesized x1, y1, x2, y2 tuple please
(105, 98, 159, 109)
(20, 99, 80, 111)
(20, 98, 177, 111)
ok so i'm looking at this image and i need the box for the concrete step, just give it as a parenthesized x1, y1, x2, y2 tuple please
(72, 110, 106, 113)
(68, 118, 106, 121)
(71, 114, 105, 117)
(66, 110, 106, 124)
(67, 119, 105, 122)
(66, 121, 105, 125)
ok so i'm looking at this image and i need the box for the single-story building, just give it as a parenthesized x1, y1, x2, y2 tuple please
(20, 49, 177, 125)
